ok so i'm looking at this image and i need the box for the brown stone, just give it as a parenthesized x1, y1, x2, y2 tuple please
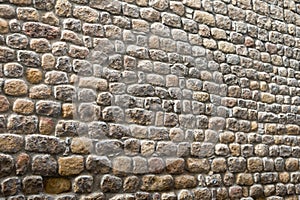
(166, 158, 185, 174)
(0, 134, 23, 153)
(62, 103, 74, 118)
(42, 53, 56, 70)
(58, 156, 84, 176)
(174, 175, 197, 189)
(0, 95, 10, 112)
(236, 173, 254, 186)
(26, 68, 43, 84)
(4, 79, 28, 96)
(71, 137, 93, 154)
(45, 178, 71, 194)
(186, 158, 210, 173)
(0, 18, 9, 34)
(55, 0, 72, 17)
(17, 7, 39, 21)
(12, 98, 34, 114)
(39, 117, 55, 134)
(30, 38, 51, 53)
(141, 175, 174, 191)
(9, 0, 32, 5)
(16, 153, 30, 175)
(285, 158, 299, 171)
(194, 11, 215, 26)
(123, 176, 139, 192)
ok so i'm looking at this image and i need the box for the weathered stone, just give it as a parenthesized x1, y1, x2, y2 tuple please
(71, 137, 93, 154)
(16, 153, 30, 175)
(0, 154, 14, 178)
(174, 175, 197, 189)
(4, 63, 23, 78)
(26, 68, 43, 84)
(0, 95, 10, 112)
(36, 100, 61, 117)
(141, 175, 173, 191)
(100, 175, 122, 193)
(23, 22, 60, 39)
(12, 99, 34, 114)
(32, 154, 57, 176)
(1, 177, 21, 196)
(41, 12, 60, 26)
(25, 135, 65, 153)
(17, 7, 39, 21)
(0, 5, 16, 18)
(86, 155, 111, 174)
(193, 188, 211, 200)
(0, 18, 9, 34)
(8, 115, 37, 134)
(55, 0, 72, 17)
(22, 176, 43, 195)
(186, 158, 210, 173)
(34, 0, 55, 10)
(7, 34, 28, 49)
(194, 11, 215, 26)
(0, 46, 15, 62)
(58, 156, 84, 176)
(73, 6, 99, 23)
(74, 175, 93, 193)
(124, 176, 139, 192)
(45, 178, 71, 194)
(90, 0, 121, 14)
(45, 71, 68, 85)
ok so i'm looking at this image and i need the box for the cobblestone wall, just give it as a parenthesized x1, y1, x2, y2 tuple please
(1, 0, 300, 199)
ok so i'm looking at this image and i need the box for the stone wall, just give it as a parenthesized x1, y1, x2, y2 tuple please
(0, 0, 300, 199)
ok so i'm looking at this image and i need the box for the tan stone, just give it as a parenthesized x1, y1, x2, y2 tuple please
(219, 131, 235, 143)
(211, 28, 226, 40)
(229, 143, 240, 156)
(39, 117, 55, 135)
(30, 38, 51, 53)
(236, 173, 254, 186)
(41, 12, 59, 26)
(17, 8, 39, 21)
(141, 175, 173, 191)
(203, 38, 217, 49)
(58, 156, 84, 176)
(174, 175, 197, 189)
(71, 137, 93, 154)
(285, 158, 299, 171)
(45, 178, 71, 194)
(26, 68, 43, 84)
(0, 134, 23, 153)
(218, 41, 236, 53)
(186, 158, 210, 173)
(279, 172, 290, 183)
(55, 0, 72, 17)
(0, 18, 8, 34)
(42, 53, 56, 70)
(13, 98, 34, 114)
(247, 157, 263, 172)
(9, 0, 32, 5)
(212, 158, 227, 173)
(4, 79, 28, 96)
(260, 92, 275, 104)
(193, 92, 210, 102)
(0, 95, 10, 112)
(286, 124, 300, 135)
(62, 103, 74, 118)
(194, 11, 215, 26)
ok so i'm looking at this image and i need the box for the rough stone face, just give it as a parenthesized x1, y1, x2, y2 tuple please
(58, 156, 84, 176)
(100, 175, 122, 193)
(4, 79, 28, 96)
(23, 22, 60, 39)
(32, 154, 57, 176)
(0, 95, 10, 112)
(73, 175, 93, 193)
(22, 176, 43, 195)
(25, 135, 65, 154)
(0, 154, 14, 178)
(1, 177, 21, 196)
(0, 134, 23, 153)
(141, 175, 174, 191)
(7, 115, 38, 134)
(44, 178, 71, 194)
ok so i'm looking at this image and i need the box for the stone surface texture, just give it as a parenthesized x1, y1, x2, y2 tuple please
(0, 0, 299, 199)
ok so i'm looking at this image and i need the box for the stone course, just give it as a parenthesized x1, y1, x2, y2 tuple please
(1, 0, 300, 199)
